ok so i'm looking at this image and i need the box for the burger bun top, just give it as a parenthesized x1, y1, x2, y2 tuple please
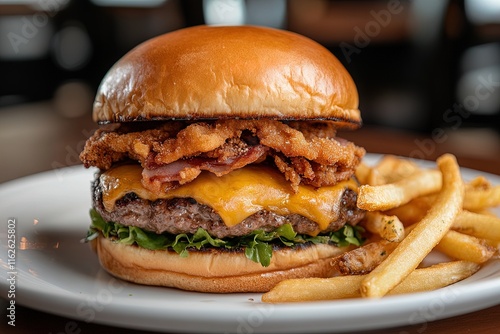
(93, 25, 361, 128)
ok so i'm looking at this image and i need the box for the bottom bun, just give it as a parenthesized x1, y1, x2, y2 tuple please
(94, 236, 351, 293)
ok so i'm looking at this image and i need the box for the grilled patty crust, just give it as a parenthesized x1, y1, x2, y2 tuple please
(92, 177, 365, 239)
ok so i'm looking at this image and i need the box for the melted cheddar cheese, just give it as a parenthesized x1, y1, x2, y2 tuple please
(99, 164, 358, 233)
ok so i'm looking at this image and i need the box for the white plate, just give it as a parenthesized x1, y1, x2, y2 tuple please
(1, 154, 499, 333)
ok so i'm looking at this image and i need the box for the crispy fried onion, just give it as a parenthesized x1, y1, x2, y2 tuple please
(80, 120, 365, 193)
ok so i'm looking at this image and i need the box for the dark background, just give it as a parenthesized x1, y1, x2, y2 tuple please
(1, 0, 499, 181)
(2, 0, 499, 129)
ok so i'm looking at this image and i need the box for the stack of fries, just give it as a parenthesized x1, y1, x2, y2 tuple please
(263, 154, 500, 302)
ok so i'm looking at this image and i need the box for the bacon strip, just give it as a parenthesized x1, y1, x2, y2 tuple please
(142, 145, 269, 193)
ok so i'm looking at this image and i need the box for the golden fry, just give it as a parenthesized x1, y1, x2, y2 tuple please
(452, 210, 500, 241)
(262, 276, 364, 302)
(385, 196, 432, 225)
(355, 161, 371, 185)
(360, 154, 464, 298)
(484, 239, 500, 258)
(426, 177, 500, 211)
(472, 209, 498, 217)
(385, 177, 499, 224)
(388, 261, 480, 295)
(466, 176, 491, 190)
(367, 155, 420, 186)
(436, 230, 496, 263)
(362, 212, 405, 242)
(357, 169, 442, 211)
(262, 261, 479, 303)
(463, 185, 500, 211)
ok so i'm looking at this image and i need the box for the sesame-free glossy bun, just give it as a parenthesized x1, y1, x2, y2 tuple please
(93, 25, 361, 128)
(94, 236, 349, 293)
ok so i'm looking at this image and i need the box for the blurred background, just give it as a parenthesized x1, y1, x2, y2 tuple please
(1, 0, 500, 182)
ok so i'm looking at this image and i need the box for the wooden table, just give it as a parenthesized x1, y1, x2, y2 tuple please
(1, 101, 499, 333)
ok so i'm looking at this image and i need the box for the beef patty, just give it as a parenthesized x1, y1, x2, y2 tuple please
(92, 178, 365, 239)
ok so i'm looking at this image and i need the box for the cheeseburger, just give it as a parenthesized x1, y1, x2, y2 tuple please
(80, 25, 366, 293)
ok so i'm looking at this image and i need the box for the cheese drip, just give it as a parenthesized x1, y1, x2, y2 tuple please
(100, 164, 358, 232)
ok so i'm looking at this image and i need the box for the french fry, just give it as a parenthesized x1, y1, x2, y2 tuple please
(429, 186, 499, 212)
(484, 240, 500, 258)
(452, 210, 500, 241)
(466, 175, 491, 190)
(335, 239, 398, 275)
(435, 230, 496, 263)
(405, 220, 500, 263)
(384, 196, 432, 225)
(387, 261, 479, 294)
(404, 223, 417, 235)
(472, 209, 498, 217)
(360, 154, 464, 298)
(386, 180, 500, 223)
(463, 185, 500, 211)
(355, 161, 371, 185)
(367, 155, 420, 186)
(262, 261, 480, 303)
(357, 169, 442, 211)
(262, 276, 364, 302)
(362, 212, 405, 242)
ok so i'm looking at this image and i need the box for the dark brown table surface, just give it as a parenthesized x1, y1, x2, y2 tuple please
(1, 101, 499, 333)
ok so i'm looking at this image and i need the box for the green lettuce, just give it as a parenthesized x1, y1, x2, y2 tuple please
(85, 209, 365, 267)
